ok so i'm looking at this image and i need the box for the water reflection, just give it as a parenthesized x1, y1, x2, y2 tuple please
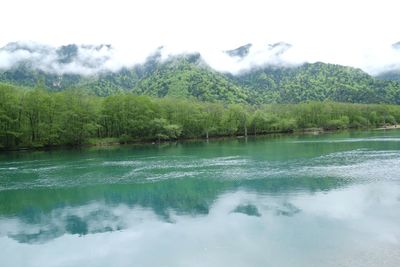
(232, 204, 261, 217)
(1, 183, 399, 267)
(1, 131, 400, 266)
(0, 175, 348, 229)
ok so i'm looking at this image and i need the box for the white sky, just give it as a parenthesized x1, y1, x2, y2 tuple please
(1, 0, 400, 74)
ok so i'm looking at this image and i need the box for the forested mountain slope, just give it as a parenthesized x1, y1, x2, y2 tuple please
(1, 42, 400, 104)
(231, 62, 400, 104)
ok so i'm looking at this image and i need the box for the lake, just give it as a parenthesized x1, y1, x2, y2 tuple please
(1, 130, 400, 267)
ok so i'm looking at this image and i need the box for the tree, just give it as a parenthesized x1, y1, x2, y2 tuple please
(0, 84, 22, 147)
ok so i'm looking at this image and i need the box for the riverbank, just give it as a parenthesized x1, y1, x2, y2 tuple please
(375, 124, 400, 130)
(1, 125, 399, 153)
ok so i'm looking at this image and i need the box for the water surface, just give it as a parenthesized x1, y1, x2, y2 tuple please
(1, 130, 400, 267)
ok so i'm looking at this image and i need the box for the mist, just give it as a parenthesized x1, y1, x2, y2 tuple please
(0, 41, 155, 76)
(1, 40, 400, 76)
(0, 41, 303, 76)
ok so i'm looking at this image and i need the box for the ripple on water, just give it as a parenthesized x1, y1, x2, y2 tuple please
(301, 150, 400, 182)
(102, 160, 142, 167)
(1, 148, 400, 191)
(292, 137, 400, 143)
(0, 167, 18, 171)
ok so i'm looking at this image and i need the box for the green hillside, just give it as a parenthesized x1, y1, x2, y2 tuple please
(131, 56, 248, 103)
(1, 48, 400, 104)
(230, 62, 400, 104)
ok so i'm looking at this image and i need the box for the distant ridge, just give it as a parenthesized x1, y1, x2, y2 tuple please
(1, 42, 400, 104)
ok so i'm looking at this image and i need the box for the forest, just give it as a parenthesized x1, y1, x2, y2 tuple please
(1, 48, 400, 105)
(1, 83, 399, 150)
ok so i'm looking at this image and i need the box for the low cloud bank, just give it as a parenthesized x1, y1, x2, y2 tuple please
(1, 41, 400, 76)
(0, 42, 153, 76)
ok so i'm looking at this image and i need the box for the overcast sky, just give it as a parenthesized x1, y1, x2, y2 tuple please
(1, 0, 400, 74)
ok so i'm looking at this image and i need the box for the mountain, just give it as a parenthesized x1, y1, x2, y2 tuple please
(376, 70, 400, 82)
(225, 43, 252, 58)
(0, 42, 113, 91)
(80, 52, 250, 102)
(1, 42, 400, 104)
(230, 62, 400, 104)
(131, 55, 249, 103)
(225, 42, 292, 66)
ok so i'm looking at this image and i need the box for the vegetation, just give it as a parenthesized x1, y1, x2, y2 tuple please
(2, 52, 400, 105)
(1, 83, 399, 150)
(231, 63, 400, 104)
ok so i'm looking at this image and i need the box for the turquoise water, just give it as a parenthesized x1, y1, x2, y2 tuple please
(1, 130, 400, 266)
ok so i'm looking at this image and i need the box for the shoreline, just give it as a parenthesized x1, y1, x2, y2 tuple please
(1, 125, 399, 153)
(375, 124, 400, 130)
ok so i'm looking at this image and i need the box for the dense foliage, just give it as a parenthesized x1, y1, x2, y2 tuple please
(231, 63, 400, 104)
(132, 57, 248, 103)
(2, 54, 400, 105)
(1, 83, 399, 149)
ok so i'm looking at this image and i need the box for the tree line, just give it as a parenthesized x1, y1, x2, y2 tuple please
(1, 83, 399, 149)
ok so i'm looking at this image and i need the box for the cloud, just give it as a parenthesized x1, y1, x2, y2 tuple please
(202, 42, 302, 74)
(0, 41, 300, 76)
(356, 42, 400, 75)
(0, 42, 155, 76)
(1, 40, 400, 76)
(1, 188, 400, 266)
(1, 0, 400, 77)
